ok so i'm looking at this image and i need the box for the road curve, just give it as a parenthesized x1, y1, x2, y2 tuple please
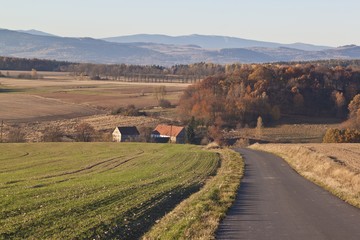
(216, 148, 360, 240)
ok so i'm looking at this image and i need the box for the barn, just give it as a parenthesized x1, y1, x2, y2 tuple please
(112, 126, 140, 142)
(151, 124, 186, 144)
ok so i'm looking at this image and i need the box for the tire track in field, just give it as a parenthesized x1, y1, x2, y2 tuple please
(1, 159, 66, 175)
(98, 150, 145, 173)
(0, 152, 29, 161)
(39, 150, 145, 179)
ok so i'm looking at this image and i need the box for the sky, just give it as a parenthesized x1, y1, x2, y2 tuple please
(1, 0, 359, 46)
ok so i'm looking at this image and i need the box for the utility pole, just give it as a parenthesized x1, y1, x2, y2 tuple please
(0, 120, 3, 143)
(170, 124, 172, 143)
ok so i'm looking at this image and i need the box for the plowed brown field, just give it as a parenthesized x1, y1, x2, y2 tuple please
(0, 71, 188, 122)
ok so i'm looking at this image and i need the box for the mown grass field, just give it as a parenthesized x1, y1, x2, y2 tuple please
(0, 143, 219, 239)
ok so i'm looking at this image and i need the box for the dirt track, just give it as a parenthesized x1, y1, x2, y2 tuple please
(216, 148, 360, 240)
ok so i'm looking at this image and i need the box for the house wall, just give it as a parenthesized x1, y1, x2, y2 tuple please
(112, 130, 122, 142)
(175, 130, 186, 144)
(121, 135, 140, 142)
(151, 129, 186, 143)
(113, 131, 139, 142)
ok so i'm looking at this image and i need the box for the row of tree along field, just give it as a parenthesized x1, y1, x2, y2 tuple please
(2, 56, 360, 72)
(2, 56, 360, 84)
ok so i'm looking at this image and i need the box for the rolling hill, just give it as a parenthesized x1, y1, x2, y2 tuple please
(0, 29, 360, 65)
(0, 29, 167, 64)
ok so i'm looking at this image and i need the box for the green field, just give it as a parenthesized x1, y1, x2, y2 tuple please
(0, 143, 219, 239)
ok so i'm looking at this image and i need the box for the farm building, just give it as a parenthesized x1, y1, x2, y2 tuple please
(112, 126, 140, 142)
(151, 124, 186, 144)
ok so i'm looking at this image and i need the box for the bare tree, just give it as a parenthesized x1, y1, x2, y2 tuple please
(138, 126, 153, 142)
(153, 86, 166, 101)
(75, 122, 95, 142)
(43, 126, 64, 142)
(8, 127, 26, 143)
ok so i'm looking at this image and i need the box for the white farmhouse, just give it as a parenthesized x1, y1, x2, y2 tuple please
(112, 126, 140, 142)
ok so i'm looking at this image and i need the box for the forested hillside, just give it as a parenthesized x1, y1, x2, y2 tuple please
(178, 63, 360, 128)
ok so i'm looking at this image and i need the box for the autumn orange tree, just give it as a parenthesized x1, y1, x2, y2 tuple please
(178, 62, 360, 131)
(347, 94, 360, 129)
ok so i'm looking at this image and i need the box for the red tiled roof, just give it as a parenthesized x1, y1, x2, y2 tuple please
(152, 124, 184, 137)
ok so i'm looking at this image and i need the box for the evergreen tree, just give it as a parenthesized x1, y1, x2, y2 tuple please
(186, 116, 196, 144)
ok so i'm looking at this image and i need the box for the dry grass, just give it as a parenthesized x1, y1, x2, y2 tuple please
(250, 143, 360, 208)
(143, 149, 244, 240)
(227, 120, 340, 143)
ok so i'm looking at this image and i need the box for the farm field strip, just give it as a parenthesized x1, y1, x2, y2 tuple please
(0, 143, 219, 239)
(0, 94, 101, 122)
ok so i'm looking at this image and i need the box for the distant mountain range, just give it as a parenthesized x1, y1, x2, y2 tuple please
(0, 28, 359, 66)
(16, 29, 58, 37)
(103, 34, 332, 51)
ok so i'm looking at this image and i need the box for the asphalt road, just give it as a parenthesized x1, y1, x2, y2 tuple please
(216, 148, 360, 240)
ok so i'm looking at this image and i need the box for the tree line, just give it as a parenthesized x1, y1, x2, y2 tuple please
(2, 55, 360, 84)
(67, 62, 224, 83)
(0, 56, 73, 71)
(0, 56, 224, 81)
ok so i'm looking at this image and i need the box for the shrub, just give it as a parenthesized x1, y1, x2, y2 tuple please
(323, 128, 360, 143)
(90, 75, 101, 80)
(323, 128, 343, 143)
(111, 105, 142, 116)
(344, 129, 360, 143)
(158, 99, 172, 108)
(234, 138, 250, 147)
(200, 136, 210, 145)
(270, 105, 281, 121)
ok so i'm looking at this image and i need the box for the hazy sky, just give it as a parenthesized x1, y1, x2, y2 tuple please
(1, 0, 359, 46)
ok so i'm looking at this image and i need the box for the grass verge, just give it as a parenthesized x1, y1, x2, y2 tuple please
(142, 148, 244, 240)
(250, 143, 360, 208)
